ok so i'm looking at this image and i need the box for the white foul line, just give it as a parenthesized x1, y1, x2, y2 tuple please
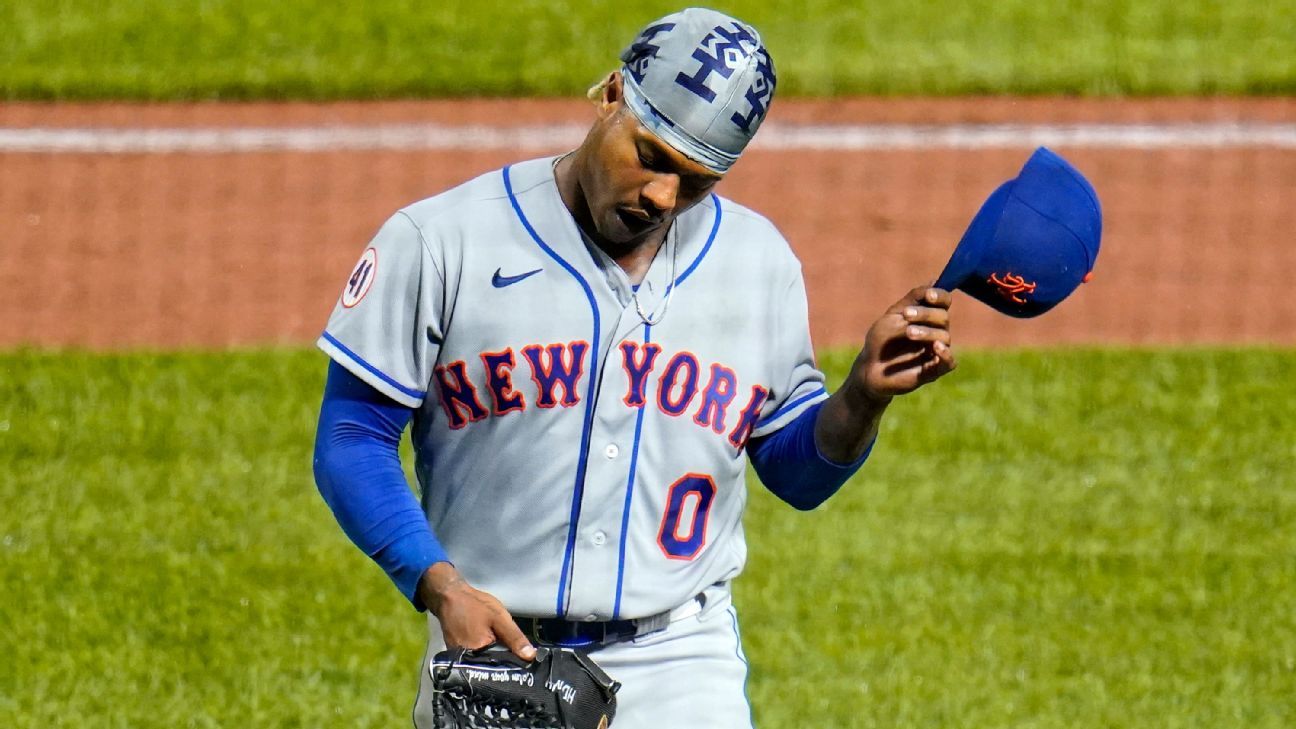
(0, 122, 1293, 154)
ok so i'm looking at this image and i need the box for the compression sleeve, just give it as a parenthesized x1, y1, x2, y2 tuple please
(747, 400, 874, 511)
(313, 359, 448, 609)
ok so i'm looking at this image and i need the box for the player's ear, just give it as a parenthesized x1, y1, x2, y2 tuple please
(597, 72, 623, 120)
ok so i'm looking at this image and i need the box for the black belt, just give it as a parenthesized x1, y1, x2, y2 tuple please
(514, 595, 704, 649)
(514, 616, 643, 648)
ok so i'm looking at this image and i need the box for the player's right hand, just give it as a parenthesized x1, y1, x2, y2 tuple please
(417, 562, 537, 661)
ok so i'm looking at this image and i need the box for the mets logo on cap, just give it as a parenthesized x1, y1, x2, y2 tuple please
(934, 147, 1102, 318)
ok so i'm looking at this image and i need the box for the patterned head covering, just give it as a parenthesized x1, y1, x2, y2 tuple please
(618, 8, 777, 174)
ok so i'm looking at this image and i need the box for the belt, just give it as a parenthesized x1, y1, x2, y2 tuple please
(514, 594, 706, 649)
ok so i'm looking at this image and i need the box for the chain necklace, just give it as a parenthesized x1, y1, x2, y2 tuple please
(555, 152, 678, 326)
(632, 224, 678, 327)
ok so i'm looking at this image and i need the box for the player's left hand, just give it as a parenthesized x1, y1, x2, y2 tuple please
(851, 284, 957, 402)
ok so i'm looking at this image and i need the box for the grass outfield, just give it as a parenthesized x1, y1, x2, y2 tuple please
(1, 348, 1294, 727)
(1, 1, 1293, 99)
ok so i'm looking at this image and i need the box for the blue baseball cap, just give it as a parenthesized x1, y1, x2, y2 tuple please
(935, 147, 1102, 318)
(618, 8, 776, 174)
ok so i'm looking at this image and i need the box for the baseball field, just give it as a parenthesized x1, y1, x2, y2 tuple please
(3, 1, 1295, 727)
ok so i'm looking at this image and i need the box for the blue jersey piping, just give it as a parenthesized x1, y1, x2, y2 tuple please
(503, 165, 602, 617)
(610, 197, 722, 617)
(613, 323, 651, 620)
(727, 605, 755, 724)
(756, 385, 828, 428)
(320, 331, 427, 400)
(674, 193, 722, 286)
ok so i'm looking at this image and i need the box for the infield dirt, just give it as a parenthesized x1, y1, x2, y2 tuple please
(2, 97, 1293, 348)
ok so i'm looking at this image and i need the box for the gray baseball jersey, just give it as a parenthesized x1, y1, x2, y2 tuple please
(319, 156, 827, 621)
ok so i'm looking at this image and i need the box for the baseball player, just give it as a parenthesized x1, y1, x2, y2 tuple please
(312, 8, 956, 728)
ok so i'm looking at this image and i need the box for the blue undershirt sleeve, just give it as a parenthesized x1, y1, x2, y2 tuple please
(747, 400, 874, 511)
(312, 359, 448, 610)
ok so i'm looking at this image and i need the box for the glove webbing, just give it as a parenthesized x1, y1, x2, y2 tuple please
(432, 651, 563, 729)
(434, 689, 562, 729)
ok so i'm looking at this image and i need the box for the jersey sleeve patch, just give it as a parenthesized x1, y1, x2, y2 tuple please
(341, 247, 378, 308)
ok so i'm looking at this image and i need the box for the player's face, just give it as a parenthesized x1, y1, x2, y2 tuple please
(584, 85, 723, 247)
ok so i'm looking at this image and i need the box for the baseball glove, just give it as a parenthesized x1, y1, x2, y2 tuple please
(430, 643, 620, 729)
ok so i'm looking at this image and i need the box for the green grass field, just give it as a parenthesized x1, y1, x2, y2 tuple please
(2, 0, 1293, 99)
(2, 348, 1293, 727)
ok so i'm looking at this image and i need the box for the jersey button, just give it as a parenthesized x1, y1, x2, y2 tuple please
(591, 531, 607, 546)
(604, 444, 620, 459)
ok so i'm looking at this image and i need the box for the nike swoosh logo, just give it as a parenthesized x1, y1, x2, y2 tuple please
(492, 268, 542, 288)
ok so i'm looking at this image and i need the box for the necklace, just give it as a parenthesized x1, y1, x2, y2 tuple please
(555, 151, 677, 326)
(632, 225, 678, 327)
